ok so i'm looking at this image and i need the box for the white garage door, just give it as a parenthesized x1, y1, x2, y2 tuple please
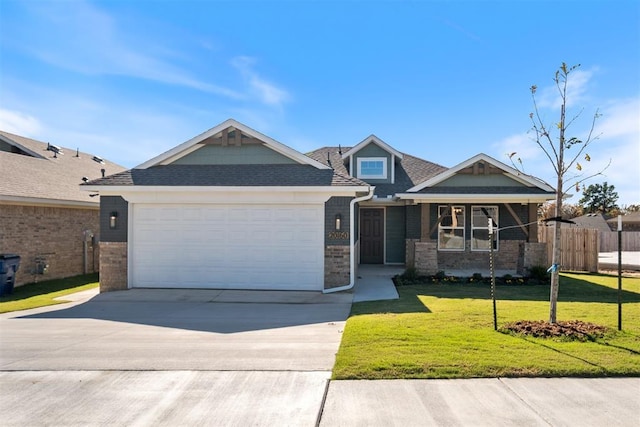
(130, 203, 324, 290)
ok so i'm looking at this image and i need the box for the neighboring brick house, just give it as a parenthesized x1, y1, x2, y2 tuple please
(85, 119, 555, 293)
(0, 131, 125, 286)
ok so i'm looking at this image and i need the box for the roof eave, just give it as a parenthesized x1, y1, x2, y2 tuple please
(82, 185, 371, 194)
(395, 193, 555, 203)
(0, 195, 99, 208)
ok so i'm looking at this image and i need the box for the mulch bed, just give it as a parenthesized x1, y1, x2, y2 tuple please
(501, 320, 609, 341)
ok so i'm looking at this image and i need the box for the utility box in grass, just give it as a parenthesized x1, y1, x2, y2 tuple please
(0, 254, 21, 296)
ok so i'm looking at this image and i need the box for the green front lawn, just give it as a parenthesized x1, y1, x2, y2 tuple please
(333, 273, 640, 379)
(0, 273, 99, 313)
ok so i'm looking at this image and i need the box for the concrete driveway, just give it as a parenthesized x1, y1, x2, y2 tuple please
(0, 289, 352, 426)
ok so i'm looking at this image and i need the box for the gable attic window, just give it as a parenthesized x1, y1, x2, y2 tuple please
(357, 157, 387, 179)
(438, 205, 465, 251)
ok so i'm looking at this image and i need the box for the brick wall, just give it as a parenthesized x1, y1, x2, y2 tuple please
(437, 240, 521, 271)
(324, 245, 350, 289)
(0, 204, 99, 286)
(414, 241, 438, 275)
(99, 242, 128, 292)
(518, 242, 547, 274)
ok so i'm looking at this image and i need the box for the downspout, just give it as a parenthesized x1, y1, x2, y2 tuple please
(323, 186, 375, 293)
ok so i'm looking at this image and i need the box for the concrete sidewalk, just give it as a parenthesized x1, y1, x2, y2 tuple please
(599, 251, 640, 271)
(3, 287, 639, 426)
(321, 377, 640, 426)
(0, 288, 350, 426)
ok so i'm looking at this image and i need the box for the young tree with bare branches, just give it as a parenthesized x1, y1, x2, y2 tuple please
(513, 63, 606, 324)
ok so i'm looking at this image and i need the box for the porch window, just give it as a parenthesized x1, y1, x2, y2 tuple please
(472, 206, 498, 251)
(438, 205, 465, 251)
(357, 157, 387, 179)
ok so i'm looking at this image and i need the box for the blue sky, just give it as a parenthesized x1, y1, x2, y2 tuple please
(1, 0, 638, 205)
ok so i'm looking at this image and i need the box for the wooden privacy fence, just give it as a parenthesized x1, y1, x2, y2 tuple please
(538, 227, 599, 272)
(600, 231, 640, 252)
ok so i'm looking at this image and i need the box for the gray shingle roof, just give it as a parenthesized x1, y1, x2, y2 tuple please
(569, 213, 614, 232)
(0, 131, 126, 205)
(86, 164, 368, 187)
(306, 147, 447, 196)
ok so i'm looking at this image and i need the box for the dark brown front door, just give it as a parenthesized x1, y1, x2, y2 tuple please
(360, 209, 384, 264)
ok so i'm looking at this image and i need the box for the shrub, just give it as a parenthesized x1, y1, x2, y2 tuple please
(528, 265, 550, 281)
(470, 272, 483, 282)
(394, 267, 421, 286)
(401, 267, 419, 280)
(501, 273, 514, 285)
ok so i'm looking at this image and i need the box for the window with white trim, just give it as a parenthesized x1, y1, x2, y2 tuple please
(357, 157, 387, 179)
(438, 205, 465, 251)
(472, 206, 498, 251)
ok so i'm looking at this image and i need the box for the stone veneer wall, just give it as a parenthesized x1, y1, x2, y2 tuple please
(324, 245, 350, 289)
(518, 242, 547, 274)
(99, 242, 128, 292)
(414, 241, 438, 275)
(405, 238, 419, 268)
(0, 204, 99, 286)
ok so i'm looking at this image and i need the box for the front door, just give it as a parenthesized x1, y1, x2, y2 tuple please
(360, 208, 384, 264)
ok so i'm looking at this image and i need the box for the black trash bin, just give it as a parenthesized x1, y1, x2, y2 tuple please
(0, 254, 21, 296)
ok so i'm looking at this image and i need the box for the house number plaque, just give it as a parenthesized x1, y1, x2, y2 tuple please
(328, 231, 349, 240)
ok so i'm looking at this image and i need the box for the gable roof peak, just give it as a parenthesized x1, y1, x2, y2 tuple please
(341, 134, 404, 160)
(406, 152, 555, 193)
(135, 119, 331, 170)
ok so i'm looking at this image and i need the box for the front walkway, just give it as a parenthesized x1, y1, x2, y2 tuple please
(353, 264, 403, 302)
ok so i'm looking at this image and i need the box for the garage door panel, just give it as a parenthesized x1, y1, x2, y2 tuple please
(131, 203, 324, 290)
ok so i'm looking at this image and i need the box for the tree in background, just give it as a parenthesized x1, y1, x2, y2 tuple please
(579, 182, 619, 215)
(538, 201, 583, 220)
(512, 63, 607, 324)
(622, 204, 640, 213)
(609, 204, 640, 217)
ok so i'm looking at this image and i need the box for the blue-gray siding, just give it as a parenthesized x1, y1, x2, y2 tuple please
(434, 173, 527, 187)
(325, 196, 352, 245)
(352, 143, 392, 183)
(406, 205, 421, 239)
(386, 206, 406, 263)
(100, 196, 128, 242)
(172, 144, 297, 165)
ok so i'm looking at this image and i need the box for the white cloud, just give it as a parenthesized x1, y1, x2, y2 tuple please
(0, 109, 42, 136)
(598, 98, 640, 139)
(536, 67, 595, 110)
(10, 1, 241, 99)
(232, 56, 291, 107)
(492, 95, 640, 206)
(491, 132, 551, 174)
(593, 97, 640, 205)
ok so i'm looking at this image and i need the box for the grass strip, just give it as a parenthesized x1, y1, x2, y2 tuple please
(0, 273, 99, 313)
(333, 273, 640, 379)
